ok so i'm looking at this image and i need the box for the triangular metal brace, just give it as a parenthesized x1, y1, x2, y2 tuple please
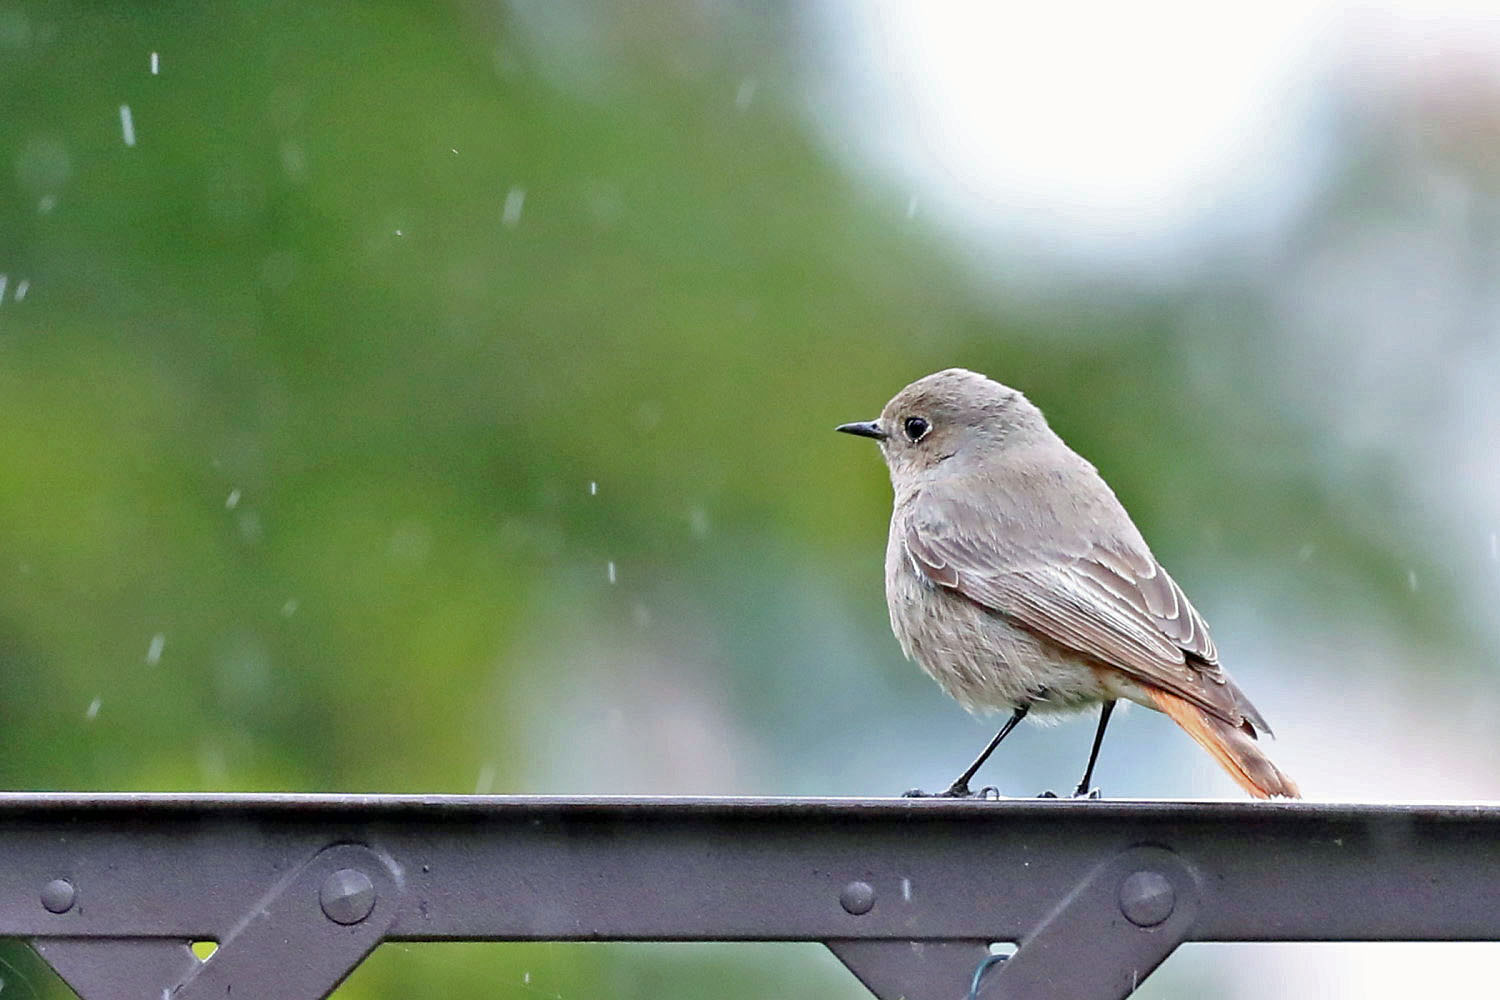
(828, 846, 1198, 1000)
(33, 842, 404, 1000)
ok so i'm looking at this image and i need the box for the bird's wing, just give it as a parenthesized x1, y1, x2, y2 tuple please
(903, 486, 1260, 730)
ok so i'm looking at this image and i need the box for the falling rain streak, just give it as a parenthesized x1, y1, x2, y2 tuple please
(119, 104, 136, 147)
(145, 633, 165, 665)
(607, 561, 617, 584)
(150, 51, 159, 74)
(502, 187, 525, 228)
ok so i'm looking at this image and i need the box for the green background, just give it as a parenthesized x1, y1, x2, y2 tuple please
(3, 2, 1496, 997)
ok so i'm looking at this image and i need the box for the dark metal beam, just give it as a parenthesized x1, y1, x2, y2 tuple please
(3, 794, 1498, 999)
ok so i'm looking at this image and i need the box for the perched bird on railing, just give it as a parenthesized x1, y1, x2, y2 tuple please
(838, 368, 1299, 800)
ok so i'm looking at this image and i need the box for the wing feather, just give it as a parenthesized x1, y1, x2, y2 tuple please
(903, 485, 1250, 728)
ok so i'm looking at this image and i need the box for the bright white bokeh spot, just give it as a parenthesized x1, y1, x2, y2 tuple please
(813, 0, 1331, 263)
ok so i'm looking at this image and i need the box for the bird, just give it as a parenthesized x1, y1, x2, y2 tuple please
(837, 368, 1299, 799)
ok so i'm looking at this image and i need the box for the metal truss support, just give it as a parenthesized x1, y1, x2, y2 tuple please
(1, 794, 1497, 999)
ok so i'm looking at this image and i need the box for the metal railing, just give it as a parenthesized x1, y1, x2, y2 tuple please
(3, 793, 1496, 999)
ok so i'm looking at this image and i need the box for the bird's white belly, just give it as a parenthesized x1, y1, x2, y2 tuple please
(885, 558, 1116, 716)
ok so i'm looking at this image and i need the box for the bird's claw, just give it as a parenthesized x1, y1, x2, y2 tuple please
(902, 782, 1003, 799)
(1038, 787, 1103, 799)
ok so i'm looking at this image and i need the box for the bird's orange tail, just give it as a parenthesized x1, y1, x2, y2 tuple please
(1147, 688, 1301, 799)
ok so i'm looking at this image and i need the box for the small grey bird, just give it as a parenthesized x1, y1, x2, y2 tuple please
(838, 368, 1299, 799)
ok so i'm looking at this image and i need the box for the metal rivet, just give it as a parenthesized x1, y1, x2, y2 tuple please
(840, 880, 876, 915)
(1118, 870, 1175, 927)
(319, 868, 376, 925)
(41, 878, 76, 914)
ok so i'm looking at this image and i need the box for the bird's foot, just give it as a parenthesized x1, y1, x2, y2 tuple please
(1037, 787, 1103, 799)
(903, 782, 1001, 799)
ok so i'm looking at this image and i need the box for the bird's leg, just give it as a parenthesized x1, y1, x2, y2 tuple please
(904, 704, 1029, 798)
(1071, 700, 1116, 798)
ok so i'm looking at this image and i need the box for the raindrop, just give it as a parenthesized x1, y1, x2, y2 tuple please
(589, 481, 598, 496)
(85, 696, 101, 721)
(150, 51, 159, 75)
(523, 972, 531, 985)
(451, 148, 459, 155)
(901, 877, 911, 901)
(279, 140, 306, 181)
(17, 136, 72, 194)
(906, 194, 919, 219)
(1490, 532, 1497, 562)
(635, 401, 662, 431)
(689, 507, 710, 539)
(145, 633, 165, 665)
(735, 77, 757, 111)
(237, 511, 263, 543)
(260, 251, 297, 291)
(0, 275, 6, 303)
(225, 488, 241, 510)
(1296, 544, 1314, 563)
(119, 104, 136, 147)
(475, 763, 496, 795)
(37, 194, 56, 213)
(502, 186, 526, 228)
(280, 598, 299, 617)
(394, 229, 404, 237)
(388, 520, 432, 565)
(1407, 570, 1418, 593)
(13, 279, 27, 302)
(607, 561, 616, 584)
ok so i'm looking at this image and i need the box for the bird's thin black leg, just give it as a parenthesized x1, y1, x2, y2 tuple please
(1072, 700, 1116, 798)
(904, 704, 1030, 798)
(948, 704, 1029, 796)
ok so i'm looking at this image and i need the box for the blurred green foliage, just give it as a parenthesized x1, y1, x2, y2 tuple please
(0, 1, 1485, 997)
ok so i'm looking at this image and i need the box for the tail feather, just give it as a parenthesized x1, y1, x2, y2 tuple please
(1147, 688, 1300, 799)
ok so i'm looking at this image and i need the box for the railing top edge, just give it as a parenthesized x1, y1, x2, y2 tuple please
(0, 792, 1495, 822)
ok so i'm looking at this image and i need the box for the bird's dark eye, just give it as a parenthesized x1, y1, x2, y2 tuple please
(903, 416, 930, 442)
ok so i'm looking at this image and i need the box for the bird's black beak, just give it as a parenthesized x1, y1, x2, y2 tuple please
(836, 420, 887, 440)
